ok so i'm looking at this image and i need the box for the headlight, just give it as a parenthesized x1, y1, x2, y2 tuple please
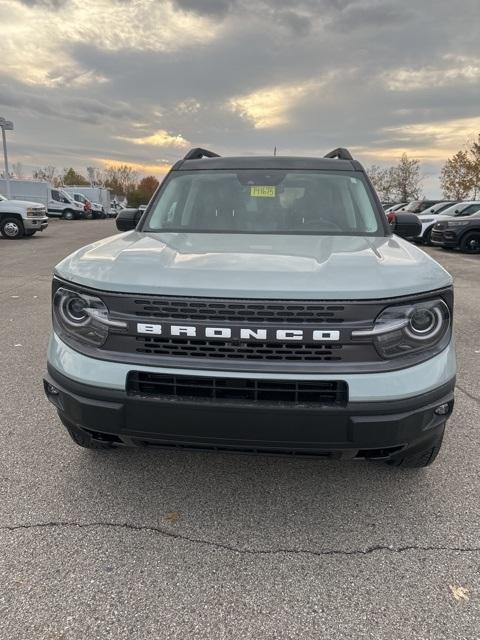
(353, 299, 450, 359)
(53, 287, 126, 347)
(420, 218, 434, 223)
(447, 220, 470, 226)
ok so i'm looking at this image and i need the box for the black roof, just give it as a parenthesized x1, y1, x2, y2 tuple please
(173, 147, 362, 172)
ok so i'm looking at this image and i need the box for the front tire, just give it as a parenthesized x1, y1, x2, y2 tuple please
(0, 217, 24, 239)
(64, 422, 114, 450)
(63, 210, 75, 221)
(460, 231, 480, 254)
(386, 430, 444, 468)
(423, 227, 433, 245)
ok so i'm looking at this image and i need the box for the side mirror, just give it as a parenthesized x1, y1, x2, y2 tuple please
(389, 212, 422, 239)
(116, 207, 142, 232)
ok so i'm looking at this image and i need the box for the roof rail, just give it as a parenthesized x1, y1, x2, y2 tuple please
(324, 148, 354, 161)
(183, 147, 220, 160)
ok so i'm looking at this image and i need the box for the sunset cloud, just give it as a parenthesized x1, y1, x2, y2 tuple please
(117, 130, 190, 148)
(0, 0, 479, 192)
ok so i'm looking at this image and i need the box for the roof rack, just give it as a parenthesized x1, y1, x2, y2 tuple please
(183, 148, 220, 160)
(324, 148, 354, 161)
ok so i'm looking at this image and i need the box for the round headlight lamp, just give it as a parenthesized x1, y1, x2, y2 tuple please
(59, 293, 90, 326)
(405, 306, 443, 340)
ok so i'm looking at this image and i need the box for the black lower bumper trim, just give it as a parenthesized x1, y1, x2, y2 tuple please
(44, 366, 455, 458)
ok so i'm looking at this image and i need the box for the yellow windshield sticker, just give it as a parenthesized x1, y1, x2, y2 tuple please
(250, 186, 276, 198)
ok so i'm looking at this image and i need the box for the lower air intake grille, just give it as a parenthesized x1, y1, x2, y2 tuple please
(127, 372, 348, 406)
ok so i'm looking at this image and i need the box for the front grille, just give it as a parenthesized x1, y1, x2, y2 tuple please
(99, 292, 388, 368)
(135, 336, 344, 361)
(431, 230, 444, 242)
(127, 371, 348, 405)
(27, 209, 46, 218)
(132, 297, 347, 324)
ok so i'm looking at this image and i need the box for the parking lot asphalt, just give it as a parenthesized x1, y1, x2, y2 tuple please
(0, 220, 479, 639)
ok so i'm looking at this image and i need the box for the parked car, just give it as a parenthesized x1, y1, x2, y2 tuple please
(0, 179, 85, 220)
(400, 200, 450, 214)
(0, 193, 48, 239)
(384, 203, 407, 213)
(63, 186, 112, 216)
(431, 210, 480, 253)
(69, 192, 106, 219)
(44, 146, 455, 468)
(412, 201, 459, 244)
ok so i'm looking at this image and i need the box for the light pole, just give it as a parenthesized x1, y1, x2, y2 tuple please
(0, 117, 14, 199)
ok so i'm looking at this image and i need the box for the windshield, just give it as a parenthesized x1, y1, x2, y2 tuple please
(404, 201, 434, 213)
(145, 170, 382, 235)
(60, 189, 74, 203)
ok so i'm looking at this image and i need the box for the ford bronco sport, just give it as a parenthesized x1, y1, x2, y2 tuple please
(44, 148, 456, 467)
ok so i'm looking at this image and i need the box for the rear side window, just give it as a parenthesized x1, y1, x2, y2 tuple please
(458, 204, 480, 216)
(145, 170, 382, 235)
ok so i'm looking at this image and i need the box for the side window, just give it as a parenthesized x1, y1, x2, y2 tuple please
(459, 204, 480, 216)
(51, 190, 61, 202)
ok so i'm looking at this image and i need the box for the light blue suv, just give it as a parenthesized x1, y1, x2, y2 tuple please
(44, 148, 456, 467)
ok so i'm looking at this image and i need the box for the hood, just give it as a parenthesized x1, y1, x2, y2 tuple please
(55, 231, 452, 300)
(0, 199, 45, 209)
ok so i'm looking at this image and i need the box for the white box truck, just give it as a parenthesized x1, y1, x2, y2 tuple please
(0, 180, 85, 220)
(63, 186, 112, 216)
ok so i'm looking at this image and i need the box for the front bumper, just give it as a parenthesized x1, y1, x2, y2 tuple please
(24, 216, 48, 231)
(431, 228, 460, 247)
(44, 364, 455, 459)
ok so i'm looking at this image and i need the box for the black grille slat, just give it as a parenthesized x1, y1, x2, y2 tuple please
(134, 336, 344, 361)
(132, 298, 346, 324)
(127, 372, 348, 406)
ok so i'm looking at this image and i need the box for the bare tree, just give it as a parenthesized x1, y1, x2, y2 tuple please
(367, 165, 396, 202)
(86, 166, 106, 187)
(390, 154, 423, 201)
(104, 164, 138, 196)
(33, 165, 57, 182)
(11, 162, 24, 179)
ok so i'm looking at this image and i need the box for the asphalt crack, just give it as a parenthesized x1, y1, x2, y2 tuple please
(1, 521, 479, 558)
(456, 384, 480, 404)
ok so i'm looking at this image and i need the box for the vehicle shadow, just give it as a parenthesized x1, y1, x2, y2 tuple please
(56, 442, 449, 553)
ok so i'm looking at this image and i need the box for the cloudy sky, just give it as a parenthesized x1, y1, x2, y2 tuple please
(1, 0, 479, 194)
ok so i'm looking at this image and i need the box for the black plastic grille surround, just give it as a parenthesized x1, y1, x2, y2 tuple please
(127, 371, 349, 405)
(102, 293, 383, 366)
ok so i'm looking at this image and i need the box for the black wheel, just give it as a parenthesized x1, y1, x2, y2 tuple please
(0, 217, 24, 239)
(63, 209, 75, 220)
(386, 431, 444, 468)
(85, 211, 93, 220)
(64, 422, 114, 450)
(24, 230, 37, 237)
(460, 232, 480, 254)
(423, 227, 433, 245)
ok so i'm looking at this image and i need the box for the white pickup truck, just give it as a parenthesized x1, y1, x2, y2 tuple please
(0, 194, 48, 239)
